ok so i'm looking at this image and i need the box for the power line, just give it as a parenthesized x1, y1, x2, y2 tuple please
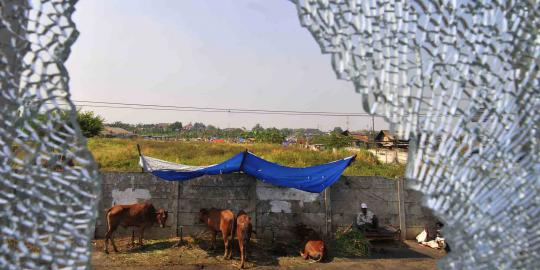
(72, 100, 372, 116)
(72, 104, 374, 117)
(71, 100, 375, 117)
(68, 99, 457, 118)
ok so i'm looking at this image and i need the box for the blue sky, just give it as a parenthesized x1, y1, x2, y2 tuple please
(66, 0, 388, 131)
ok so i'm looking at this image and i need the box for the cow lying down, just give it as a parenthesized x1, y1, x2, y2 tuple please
(104, 202, 168, 254)
(295, 223, 326, 262)
(301, 240, 325, 262)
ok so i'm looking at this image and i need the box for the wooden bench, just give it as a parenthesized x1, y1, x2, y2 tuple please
(363, 227, 401, 242)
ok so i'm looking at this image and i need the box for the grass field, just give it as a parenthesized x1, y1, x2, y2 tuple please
(87, 138, 405, 178)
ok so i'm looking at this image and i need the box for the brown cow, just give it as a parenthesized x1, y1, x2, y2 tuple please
(104, 203, 168, 254)
(295, 223, 325, 262)
(301, 240, 325, 262)
(199, 208, 235, 259)
(236, 210, 253, 268)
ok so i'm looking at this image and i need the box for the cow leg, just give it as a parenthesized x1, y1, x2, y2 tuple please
(227, 238, 234, 260)
(227, 234, 234, 260)
(244, 242, 249, 262)
(222, 231, 230, 259)
(104, 230, 111, 254)
(104, 224, 118, 254)
(139, 226, 145, 246)
(130, 230, 135, 247)
(222, 238, 228, 258)
(211, 231, 217, 250)
(239, 243, 245, 268)
(110, 234, 119, 253)
(226, 222, 235, 260)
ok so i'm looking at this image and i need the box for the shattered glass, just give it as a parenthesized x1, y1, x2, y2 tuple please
(0, 0, 100, 269)
(292, 0, 539, 269)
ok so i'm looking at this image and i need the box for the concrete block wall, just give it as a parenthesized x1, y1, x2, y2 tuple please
(330, 176, 400, 231)
(254, 181, 326, 240)
(404, 189, 437, 239)
(96, 172, 436, 240)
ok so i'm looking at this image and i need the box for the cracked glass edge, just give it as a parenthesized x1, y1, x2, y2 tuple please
(0, 0, 100, 269)
(292, 0, 540, 269)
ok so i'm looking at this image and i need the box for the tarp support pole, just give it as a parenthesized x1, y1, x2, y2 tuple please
(239, 149, 248, 170)
(137, 144, 144, 173)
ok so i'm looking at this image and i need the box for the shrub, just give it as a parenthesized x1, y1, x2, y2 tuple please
(77, 111, 104, 138)
(332, 226, 370, 257)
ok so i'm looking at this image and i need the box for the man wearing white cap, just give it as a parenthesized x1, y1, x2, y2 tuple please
(356, 202, 378, 232)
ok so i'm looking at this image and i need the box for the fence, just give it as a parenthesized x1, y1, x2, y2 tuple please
(95, 172, 435, 240)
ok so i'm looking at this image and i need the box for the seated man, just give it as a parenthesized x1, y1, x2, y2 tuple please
(356, 203, 378, 232)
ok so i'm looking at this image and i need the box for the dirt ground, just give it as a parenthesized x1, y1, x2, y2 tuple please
(91, 236, 446, 270)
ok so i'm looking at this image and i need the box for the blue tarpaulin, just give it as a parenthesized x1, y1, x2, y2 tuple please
(139, 151, 355, 193)
(148, 152, 245, 181)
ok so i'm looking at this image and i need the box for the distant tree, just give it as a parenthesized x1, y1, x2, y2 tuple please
(333, 127, 344, 134)
(193, 122, 206, 130)
(254, 127, 285, 144)
(280, 128, 293, 137)
(312, 132, 354, 149)
(252, 123, 264, 132)
(170, 121, 183, 131)
(205, 125, 220, 137)
(77, 111, 104, 138)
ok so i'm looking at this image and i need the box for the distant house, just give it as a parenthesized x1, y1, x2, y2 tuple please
(375, 130, 395, 148)
(308, 144, 325, 151)
(183, 123, 193, 131)
(342, 130, 370, 147)
(101, 126, 136, 138)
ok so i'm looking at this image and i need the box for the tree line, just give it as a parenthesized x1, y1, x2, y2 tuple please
(75, 111, 369, 148)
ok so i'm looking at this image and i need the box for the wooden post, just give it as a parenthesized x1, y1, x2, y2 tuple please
(397, 177, 407, 240)
(173, 182, 182, 247)
(324, 187, 332, 239)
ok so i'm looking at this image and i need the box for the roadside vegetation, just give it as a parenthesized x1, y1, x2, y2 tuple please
(87, 138, 405, 178)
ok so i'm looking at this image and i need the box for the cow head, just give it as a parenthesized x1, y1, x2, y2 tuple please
(199, 208, 209, 224)
(156, 209, 168, 228)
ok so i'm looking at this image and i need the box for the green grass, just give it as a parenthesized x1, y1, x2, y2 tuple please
(87, 138, 404, 178)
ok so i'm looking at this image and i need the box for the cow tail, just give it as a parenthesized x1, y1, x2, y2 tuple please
(106, 207, 113, 218)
